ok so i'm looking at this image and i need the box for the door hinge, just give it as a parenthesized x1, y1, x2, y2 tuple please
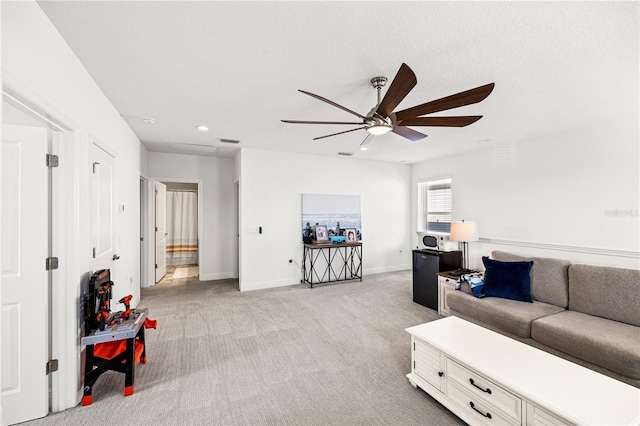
(46, 154, 59, 168)
(92, 248, 96, 258)
(155, 263, 158, 269)
(46, 359, 59, 374)
(45, 257, 59, 270)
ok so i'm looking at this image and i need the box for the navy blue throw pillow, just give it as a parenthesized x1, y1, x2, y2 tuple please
(481, 256, 533, 302)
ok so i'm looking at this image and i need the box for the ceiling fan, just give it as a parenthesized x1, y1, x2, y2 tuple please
(282, 63, 495, 146)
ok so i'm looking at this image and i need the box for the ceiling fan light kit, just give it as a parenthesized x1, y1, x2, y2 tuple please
(367, 124, 392, 136)
(282, 63, 494, 147)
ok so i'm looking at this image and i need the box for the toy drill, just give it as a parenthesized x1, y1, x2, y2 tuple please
(96, 280, 114, 331)
(117, 294, 133, 321)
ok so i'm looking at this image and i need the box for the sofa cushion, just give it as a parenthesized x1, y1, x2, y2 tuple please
(532, 310, 640, 379)
(482, 256, 533, 302)
(447, 290, 565, 338)
(492, 251, 570, 308)
(568, 264, 640, 327)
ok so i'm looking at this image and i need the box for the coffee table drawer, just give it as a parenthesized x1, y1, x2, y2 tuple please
(447, 358, 522, 422)
(448, 380, 519, 426)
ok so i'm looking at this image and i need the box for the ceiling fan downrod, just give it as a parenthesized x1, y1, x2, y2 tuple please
(370, 76, 388, 106)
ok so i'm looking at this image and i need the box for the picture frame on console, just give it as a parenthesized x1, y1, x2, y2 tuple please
(345, 228, 357, 242)
(314, 225, 329, 243)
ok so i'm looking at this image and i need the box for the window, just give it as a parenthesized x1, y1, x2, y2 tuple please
(417, 177, 452, 234)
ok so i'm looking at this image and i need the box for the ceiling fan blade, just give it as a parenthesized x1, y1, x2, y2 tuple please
(313, 127, 366, 141)
(299, 90, 367, 120)
(376, 63, 417, 118)
(398, 116, 483, 127)
(392, 126, 428, 141)
(281, 120, 364, 125)
(395, 83, 495, 121)
(360, 134, 373, 146)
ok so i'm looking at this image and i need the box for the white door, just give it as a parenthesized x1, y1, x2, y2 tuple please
(1, 125, 49, 424)
(90, 143, 117, 275)
(154, 181, 167, 282)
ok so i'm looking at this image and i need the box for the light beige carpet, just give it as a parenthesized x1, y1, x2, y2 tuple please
(26, 271, 462, 426)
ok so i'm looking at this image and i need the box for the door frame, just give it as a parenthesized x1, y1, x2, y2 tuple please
(2, 81, 79, 414)
(234, 180, 240, 280)
(149, 177, 204, 277)
(139, 175, 154, 288)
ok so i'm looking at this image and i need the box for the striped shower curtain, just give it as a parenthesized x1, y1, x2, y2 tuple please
(166, 190, 198, 265)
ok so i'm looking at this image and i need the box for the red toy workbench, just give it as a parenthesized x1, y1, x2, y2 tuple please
(81, 308, 156, 406)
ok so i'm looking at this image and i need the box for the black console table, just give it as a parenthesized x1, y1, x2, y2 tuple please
(303, 242, 362, 287)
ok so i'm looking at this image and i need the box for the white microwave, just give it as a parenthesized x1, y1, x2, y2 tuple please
(416, 232, 456, 251)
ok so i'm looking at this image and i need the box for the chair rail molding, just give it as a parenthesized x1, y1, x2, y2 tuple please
(478, 237, 640, 259)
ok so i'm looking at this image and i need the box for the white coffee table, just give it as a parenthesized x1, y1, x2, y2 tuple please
(406, 316, 640, 425)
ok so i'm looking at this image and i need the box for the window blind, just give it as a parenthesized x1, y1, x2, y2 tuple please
(425, 178, 452, 233)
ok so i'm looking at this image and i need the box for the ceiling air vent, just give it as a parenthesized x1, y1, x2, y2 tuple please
(220, 138, 240, 144)
(170, 143, 219, 154)
(338, 152, 353, 156)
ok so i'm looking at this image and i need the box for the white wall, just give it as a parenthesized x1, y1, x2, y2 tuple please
(2, 0, 142, 410)
(412, 114, 640, 269)
(140, 142, 149, 176)
(147, 152, 235, 281)
(0, 4, 4, 424)
(239, 148, 412, 291)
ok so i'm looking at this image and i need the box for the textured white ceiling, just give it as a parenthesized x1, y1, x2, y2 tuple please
(38, 1, 638, 163)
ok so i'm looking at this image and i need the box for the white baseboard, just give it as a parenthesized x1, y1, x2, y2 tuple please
(364, 263, 411, 275)
(199, 271, 235, 281)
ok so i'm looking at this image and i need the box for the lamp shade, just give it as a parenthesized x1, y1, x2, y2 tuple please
(450, 221, 478, 242)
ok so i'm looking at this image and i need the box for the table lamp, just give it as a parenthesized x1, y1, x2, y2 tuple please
(449, 220, 478, 272)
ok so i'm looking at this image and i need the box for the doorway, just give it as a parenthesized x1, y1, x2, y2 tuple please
(164, 182, 199, 280)
(145, 178, 203, 285)
(2, 85, 74, 422)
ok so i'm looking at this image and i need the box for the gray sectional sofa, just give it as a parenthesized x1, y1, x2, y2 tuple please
(446, 250, 640, 387)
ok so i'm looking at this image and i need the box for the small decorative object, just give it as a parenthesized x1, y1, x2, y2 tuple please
(303, 222, 313, 243)
(314, 225, 329, 243)
(345, 228, 357, 242)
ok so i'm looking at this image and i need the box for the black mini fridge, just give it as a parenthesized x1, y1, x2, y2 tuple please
(412, 249, 462, 310)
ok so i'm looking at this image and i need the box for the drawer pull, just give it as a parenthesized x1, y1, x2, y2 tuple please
(469, 378, 492, 394)
(438, 371, 444, 377)
(469, 401, 492, 419)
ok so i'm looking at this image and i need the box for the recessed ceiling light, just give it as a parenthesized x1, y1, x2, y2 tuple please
(478, 139, 491, 144)
(400, 160, 408, 164)
(196, 125, 209, 131)
(142, 117, 156, 125)
(360, 146, 369, 151)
